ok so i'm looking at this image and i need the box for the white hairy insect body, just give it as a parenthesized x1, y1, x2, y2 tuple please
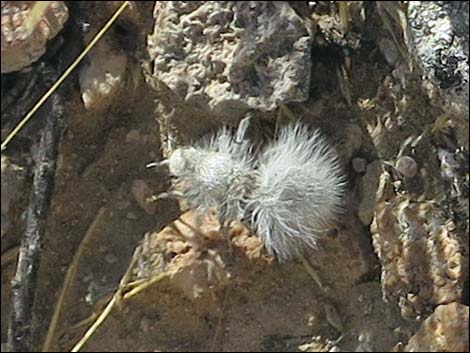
(166, 122, 346, 261)
(168, 127, 255, 222)
(248, 123, 346, 261)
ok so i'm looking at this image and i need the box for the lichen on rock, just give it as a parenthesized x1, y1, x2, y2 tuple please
(407, 1, 469, 118)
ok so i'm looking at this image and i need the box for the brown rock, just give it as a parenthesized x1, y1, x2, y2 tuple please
(372, 197, 466, 319)
(130, 210, 271, 300)
(1, 1, 68, 73)
(403, 303, 469, 352)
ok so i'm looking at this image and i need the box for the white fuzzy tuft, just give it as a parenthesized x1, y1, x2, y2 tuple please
(166, 122, 347, 261)
(168, 127, 255, 222)
(247, 123, 347, 261)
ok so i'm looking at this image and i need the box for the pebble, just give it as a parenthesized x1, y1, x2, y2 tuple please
(104, 253, 118, 264)
(396, 155, 418, 178)
(127, 211, 138, 220)
(352, 157, 367, 173)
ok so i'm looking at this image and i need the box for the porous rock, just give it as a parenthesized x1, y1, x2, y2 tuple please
(147, 1, 313, 138)
(402, 303, 469, 352)
(372, 195, 466, 319)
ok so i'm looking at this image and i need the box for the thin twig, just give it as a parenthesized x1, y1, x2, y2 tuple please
(122, 272, 168, 301)
(7, 92, 64, 352)
(210, 287, 229, 352)
(42, 208, 108, 352)
(70, 242, 168, 352)
(71, 272, 168, 352)
(68, 313, 100, 332)
(70, 295, 118, 353)
(1, 1, 130, 151)
(22, 2, 51, 35)
(301, 255, 325, 292)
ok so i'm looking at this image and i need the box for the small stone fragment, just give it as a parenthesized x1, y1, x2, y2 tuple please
(358, 161, 381, 225)
(395, 155, 418, 178)
(79, 39, 127, 111)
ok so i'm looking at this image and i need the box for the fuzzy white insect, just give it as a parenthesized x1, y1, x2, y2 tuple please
(247, 123, 347, 261)
(167, 126, 255, 223)
(164, 121, 347, 262)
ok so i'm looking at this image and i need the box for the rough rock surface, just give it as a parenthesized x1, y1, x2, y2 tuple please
(407, 1, 469, 118)
(372, 196, 466, 319)
(401, 303, 469, 352)
(1, 1, 69, 73)
(2, 2, 469, 352)
(130, 210, 271, 300)
(363, 42, 469, 320)
(147, 1, 313, 140)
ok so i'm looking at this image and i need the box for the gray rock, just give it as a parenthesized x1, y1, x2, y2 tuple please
(148, 2, 313, 125)
(396, 155, 418, 178)
(407, 1, 469, 117)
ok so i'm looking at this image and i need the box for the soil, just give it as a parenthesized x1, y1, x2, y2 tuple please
(1, 67, 407, 353)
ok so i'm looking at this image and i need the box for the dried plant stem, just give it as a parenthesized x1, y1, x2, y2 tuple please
(70, 269, 168, 352)
(1, 1, 130, 151)
(301, 255, 325, 292)
(122, 272, 169, 301)
(7, 93, 64, 352)
(210, 287, 230, 352)
(70, 295, 118, 352)
(42, 208, 107, 352)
